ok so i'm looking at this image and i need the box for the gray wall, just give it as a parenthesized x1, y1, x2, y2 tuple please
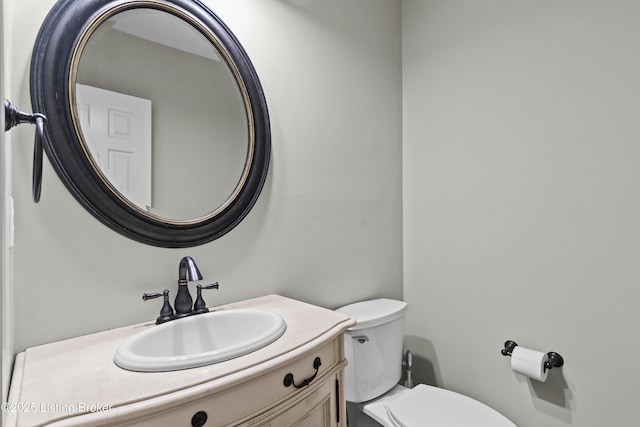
(7, 0, 403, 352)
(403, 1, 640, 426)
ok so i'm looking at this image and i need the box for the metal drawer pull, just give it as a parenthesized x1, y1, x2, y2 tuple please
(283, 357, 322, 389)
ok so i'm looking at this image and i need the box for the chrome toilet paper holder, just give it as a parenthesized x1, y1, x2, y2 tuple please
(501, 340, 564, 373)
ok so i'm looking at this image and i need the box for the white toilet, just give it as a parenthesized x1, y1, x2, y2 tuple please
(337, 299, 515, 427)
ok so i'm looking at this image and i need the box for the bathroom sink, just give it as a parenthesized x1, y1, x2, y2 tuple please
(114, 309, 287, 372)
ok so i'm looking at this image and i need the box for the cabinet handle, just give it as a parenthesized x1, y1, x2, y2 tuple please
(191, 410, 208, 427)
(283, 357, 322, 389)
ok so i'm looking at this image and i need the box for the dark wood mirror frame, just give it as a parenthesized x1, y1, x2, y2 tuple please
(30, 0, 270, 248)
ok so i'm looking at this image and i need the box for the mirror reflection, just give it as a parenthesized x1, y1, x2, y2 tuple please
(75, 8, 249, 221)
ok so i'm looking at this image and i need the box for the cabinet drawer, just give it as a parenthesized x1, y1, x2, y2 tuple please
(253, 374, 337, 427)
(117, 337, 342, 427)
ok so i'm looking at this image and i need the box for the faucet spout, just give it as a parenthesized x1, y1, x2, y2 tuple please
(174, 256, 203, 315)
(178, 256, 203, 284)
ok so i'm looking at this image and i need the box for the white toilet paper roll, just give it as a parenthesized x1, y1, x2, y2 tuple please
(511, 346, 549, 382)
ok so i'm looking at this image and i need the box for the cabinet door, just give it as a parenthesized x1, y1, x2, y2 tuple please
(257, 376, 342, 427)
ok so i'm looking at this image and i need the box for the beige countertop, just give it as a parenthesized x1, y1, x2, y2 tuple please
(7, 294, 354, 426)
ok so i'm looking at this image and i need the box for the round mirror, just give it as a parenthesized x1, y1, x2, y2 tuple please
(31, 0, 270, 247)
(75, 8, 250, 221)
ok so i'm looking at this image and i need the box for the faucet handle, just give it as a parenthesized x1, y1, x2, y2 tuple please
(142, 292, 163, 300)
(142, 289, 174, 324)
(193, 282, 220, 314)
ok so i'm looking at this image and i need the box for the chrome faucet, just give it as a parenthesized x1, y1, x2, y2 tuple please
(143, 256, 219, 324)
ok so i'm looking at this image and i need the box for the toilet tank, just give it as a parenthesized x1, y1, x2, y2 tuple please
(336, 299, 408, 403)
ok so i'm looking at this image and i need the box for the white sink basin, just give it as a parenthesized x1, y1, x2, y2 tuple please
(114, 309, 286, 372)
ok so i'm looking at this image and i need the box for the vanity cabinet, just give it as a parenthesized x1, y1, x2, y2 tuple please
(118, 337, 345, 427)
(7, 295, 354, 427)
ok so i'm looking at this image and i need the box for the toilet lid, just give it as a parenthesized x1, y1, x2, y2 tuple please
(385, 385, 515, 427)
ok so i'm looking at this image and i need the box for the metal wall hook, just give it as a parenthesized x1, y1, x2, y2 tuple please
(4, 99, 47, 203)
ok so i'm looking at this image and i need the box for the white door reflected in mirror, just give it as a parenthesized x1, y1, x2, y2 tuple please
(76, 84, 152, 210)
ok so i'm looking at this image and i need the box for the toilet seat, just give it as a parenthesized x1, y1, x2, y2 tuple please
(363, 385, 515, 427)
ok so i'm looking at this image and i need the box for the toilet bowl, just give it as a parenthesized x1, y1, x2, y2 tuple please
(337, 299, 515, 427)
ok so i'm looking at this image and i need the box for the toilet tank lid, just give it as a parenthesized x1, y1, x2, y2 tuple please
(336, 299, 408, 331)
